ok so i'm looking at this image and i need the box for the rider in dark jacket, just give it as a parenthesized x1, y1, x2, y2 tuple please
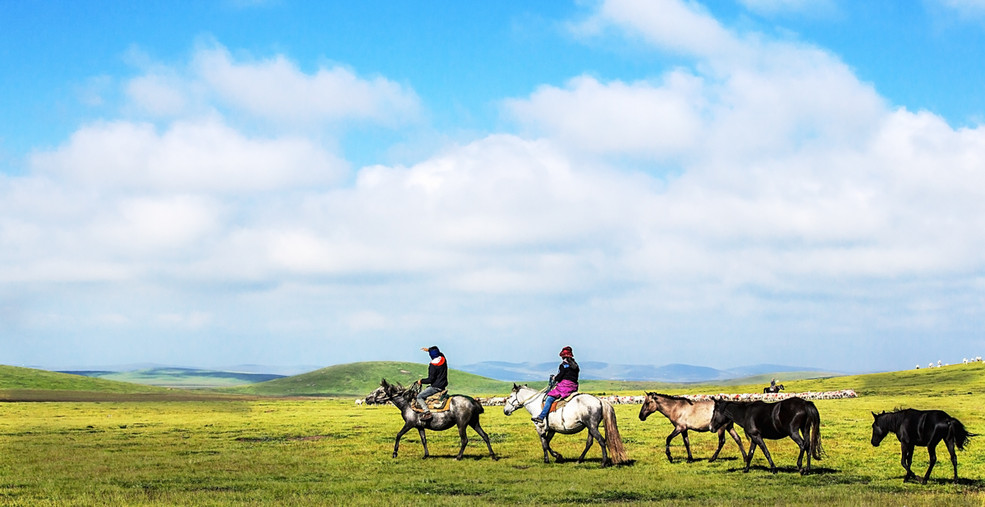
(416, 346, 448, 420)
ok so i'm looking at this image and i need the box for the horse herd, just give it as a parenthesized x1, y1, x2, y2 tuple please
(377, 380, 975, 484)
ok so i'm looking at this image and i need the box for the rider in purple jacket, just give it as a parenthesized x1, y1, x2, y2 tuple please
(532, 346, 579, 423)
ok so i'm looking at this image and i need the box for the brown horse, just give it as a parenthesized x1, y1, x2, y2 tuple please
(639, 392, 746, 463)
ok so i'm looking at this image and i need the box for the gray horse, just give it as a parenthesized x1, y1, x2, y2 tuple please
(504, 384, 628, 467)
(379, 379, 496, 460)
(639, 392, 746, 463)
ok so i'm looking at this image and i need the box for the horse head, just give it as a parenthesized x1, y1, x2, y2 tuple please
(709, 398, 733, 432)
(639, 392, 659, 421)
(870, 411, 889, 447)
(380, 378, 412, 402)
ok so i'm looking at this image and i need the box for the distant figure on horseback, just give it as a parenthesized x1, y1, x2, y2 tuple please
(532, 346, 579, 423)
(416, 346, 448, 421)
(764, 378, 784, 394)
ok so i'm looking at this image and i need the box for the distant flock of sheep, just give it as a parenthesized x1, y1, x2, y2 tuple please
(917, 356, 983, 369)
(357, 387, 858, 406)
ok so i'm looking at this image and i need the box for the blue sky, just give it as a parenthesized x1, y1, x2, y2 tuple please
(3, 0, 985, 374)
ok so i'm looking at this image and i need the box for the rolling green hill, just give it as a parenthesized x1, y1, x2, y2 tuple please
(0, 365, 169, 393)
(225, 361, 512, 397)
(0, 364, 176, 401)
(77, 367, 284, 388)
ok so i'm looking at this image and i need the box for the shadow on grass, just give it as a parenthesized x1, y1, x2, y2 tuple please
(905, 477, 985, 488)
(670, 456, 740, 463)
(418, 453, 498, 461)
(723, 464, 841, 475)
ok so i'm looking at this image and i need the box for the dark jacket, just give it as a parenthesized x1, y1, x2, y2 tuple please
(421, 354, 449, 390)
(553, 358, 579, 384)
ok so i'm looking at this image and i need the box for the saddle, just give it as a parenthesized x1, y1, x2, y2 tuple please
(543, 392, 578, 413)
(410, 390, 451, 413)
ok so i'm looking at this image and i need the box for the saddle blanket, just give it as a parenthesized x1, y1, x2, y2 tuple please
(544, 392, 578, 413)
(411, 390, 451, 412)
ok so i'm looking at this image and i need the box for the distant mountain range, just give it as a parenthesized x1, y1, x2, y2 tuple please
(457, 361, 836, 383)
(46, 361, 839, 386)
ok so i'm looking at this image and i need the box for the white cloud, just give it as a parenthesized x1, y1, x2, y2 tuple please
(506, 73, 705, 160)
(738, 0, 837, 17)
(576, 0, 740, 59)
(30, 118, 346, 193)
(191, 45, 421, 126)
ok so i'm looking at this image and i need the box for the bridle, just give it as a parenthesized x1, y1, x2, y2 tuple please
(507, 386, 547, 411)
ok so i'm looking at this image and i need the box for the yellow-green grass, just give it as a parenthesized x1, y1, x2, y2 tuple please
(1, 364, 984, 505)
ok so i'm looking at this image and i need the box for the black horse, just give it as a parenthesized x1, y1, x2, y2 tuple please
(871, 408, 974, 484)
(379, 379, 496, 460)
(710, 397, 823, 474)
(763, 384, 784, 394)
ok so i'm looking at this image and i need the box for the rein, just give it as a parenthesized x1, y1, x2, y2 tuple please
(510, 386, 549, 410)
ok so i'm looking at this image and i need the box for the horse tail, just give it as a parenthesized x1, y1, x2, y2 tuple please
(948, 417, 974, 450)
(602, 400, 628, 465)
(807, 401, 824, 460)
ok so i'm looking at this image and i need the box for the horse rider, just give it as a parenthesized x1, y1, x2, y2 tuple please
(532, 346, 579, 423)
(770, 378, 776, 389)
(415, 346, 448, 420)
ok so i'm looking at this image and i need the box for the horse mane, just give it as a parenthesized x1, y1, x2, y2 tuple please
(650, 392, 694, 405)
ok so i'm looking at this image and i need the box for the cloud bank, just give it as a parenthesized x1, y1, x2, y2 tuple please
(3, 2, 985, 371)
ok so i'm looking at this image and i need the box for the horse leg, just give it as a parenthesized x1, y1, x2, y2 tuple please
(578, 432, 595, 463)
(665, 428, 683, 462)
(469, 421, 496, 460)
(541, 430, 563, 463)
(681, 429, 694, 463)
(923, 441, 939, 484)
(744, 439, 757, 472)
(755, 437, 777, 474)
(456, 423, 469, 460)
(417, 428, 429, 459)
(945, 438, 958, 483)
(901, 443, 915, 483)
(588, 424, 609, 467)
(709, 428, 727, 462)
(392, 422, 415, 458)
(728, 426, 747, 462)
(788, 429, 809, 474)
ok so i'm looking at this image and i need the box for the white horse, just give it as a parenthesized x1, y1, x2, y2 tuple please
(503, 384, 628, 467)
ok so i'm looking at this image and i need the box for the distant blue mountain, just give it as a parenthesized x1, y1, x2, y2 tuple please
(458, 361, 831, 383)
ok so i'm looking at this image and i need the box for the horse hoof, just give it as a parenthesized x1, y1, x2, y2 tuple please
(392, 453, 398, 459)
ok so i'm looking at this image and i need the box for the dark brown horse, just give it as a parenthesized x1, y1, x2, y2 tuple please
(379, 379, 496, 460)
(710, 397, 823, 474)
(763, 384, 784, 394)
(638, 392, 746, 463)
(871, 408, 974, 484)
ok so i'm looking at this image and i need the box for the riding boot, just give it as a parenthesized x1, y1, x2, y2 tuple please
(533, 395, 556, 423)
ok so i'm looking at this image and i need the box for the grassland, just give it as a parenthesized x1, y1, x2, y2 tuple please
(1, 363, 984, 505)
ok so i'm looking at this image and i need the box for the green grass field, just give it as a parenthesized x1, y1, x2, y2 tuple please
(1, 363, 984, 505)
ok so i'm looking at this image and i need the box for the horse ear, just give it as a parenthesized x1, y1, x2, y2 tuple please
(871, 411, 877, 418)
(381, 378, 388, 388)
(513, 383, 518, 389)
